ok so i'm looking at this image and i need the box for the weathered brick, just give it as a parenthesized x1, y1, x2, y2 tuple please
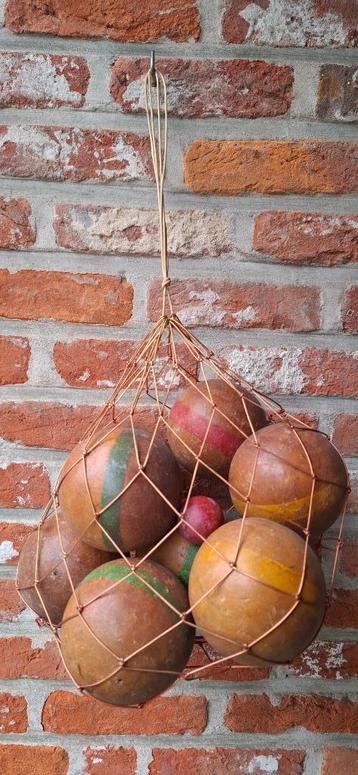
(347, 476, 358, 513)
(0, 402, 97, 450)
(325, 590, 358, 629)
(54, 204, 232, 257)
(225, 693, 358, 733)
(187, 644, 269, 682)
(0, 463, 50, 509)
(317, 65, 358, 121)
(333, 414, 358, 456)
(0, 125, 152, 183)
(0, 524, 32, 565)
(341, 542, 358, 578)
(253, 212, 358, 266)
(0, 638, 67, 680)
(0, 270, 133, 325)
(0, 336, 30, 385)
(149, 748, 305, 775)
(0, 693, 27, 733)
(0, 197, 35, 249)
(5, 0, 200, 42)
(0, 579, 26, 622)
(148, 280, 320, 332)
(84, 747, 136, 775)
(0, 745, 69, 775)
(42, 691, 207, 735)
(184, 140, 358, 195)
(111, 57, 293, 118)
(0, 52, 89, 109)
(0, 402, 164, 450)
(342, 287, 358, 333)
(53, 340, 197, 390)
(321, 747, 358, 774)
(221, 345, 358, 397)
(287, 641, 358, 679)
(221, 0, 357, 47)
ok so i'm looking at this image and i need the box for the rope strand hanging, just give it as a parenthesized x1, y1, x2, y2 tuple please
(16, 56, 350, 707)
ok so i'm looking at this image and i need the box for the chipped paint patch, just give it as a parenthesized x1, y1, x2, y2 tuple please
(248, 754, 279, 773)
(224, 346, 306, 394)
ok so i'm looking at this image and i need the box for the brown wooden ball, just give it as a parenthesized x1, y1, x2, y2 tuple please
(58, 426, 182, 553)
(229, 423, 348, 535)
(150, 530, 199, 585)
(189, 518, 325, 665)
(167, 379, 267, 477)
(16, 512, 111, 625)
(60, 558, 194, 706)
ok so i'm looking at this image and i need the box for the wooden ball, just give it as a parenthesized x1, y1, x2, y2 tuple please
(179, 496, 224, 544)
(229, 423, 348, 535)
(167, 379, 267, 477)
(150, 530, 199, 585)
(16, 512, 111, 625)
(188, 518, 325, 664)
(58, 426, 182, 553)
(60, 558, 194, 706)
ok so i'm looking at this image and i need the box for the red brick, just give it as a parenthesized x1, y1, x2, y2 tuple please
(0, 638, 67, 680)
(253, 212, 358, 266)
(321, 747, 358, 774)
(111, 57, 293, 118)
(0, 402, 160, 450)
(149, 748, 305, 775)
(0, 524, 33, 565)
(0, 402, 97, 450)
(0, 197, 35, 249)
(0, 270, 133, 325)
(347, 477, 358, 513)
(342, 287, 358, 333)
(324, 589, 358, 629)
(221, 345, 358, 397)
(0, 52, 89, 109)
(0, 463, 50, 509)
(42, 691, 207, 735)
(187, 644, 269, 682)
(184, 141, 358, 195)
(0, 745, 69, 775)
(148, 280, 320, 332)
(0, 336, 30, 385)
(225, 693, 358, 733)
(53, 339, 197, 390)
(317, 65, 358, 122)
(0, 125, 152, 183)
(333, 414, 358, 456)
(287, 640, 358, 679)
(54, 204, 232, 257)
(0, 693, 27, 733)
(84, 747, 136, 775)
(0, 579, 26, 622)
(221, 0, 357, 47)
(5, 0, 200, 42)
(341, 541, 358, 578)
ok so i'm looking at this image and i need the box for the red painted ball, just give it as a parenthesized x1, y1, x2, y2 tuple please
(179, 496, 224, 544)
(167, 378, 267, 477)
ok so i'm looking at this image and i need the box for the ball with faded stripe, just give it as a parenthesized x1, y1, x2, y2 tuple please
(167, 379, 266, 477)
(229, 423, 348, 535)
(150, 530, 199, 585)
(188, 518, 325, 664)
(58, 426, 182, 553)
(16, 512, 112, 625)
(60, 558, 194, 706)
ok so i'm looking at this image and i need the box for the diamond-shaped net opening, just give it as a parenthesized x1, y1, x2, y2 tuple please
(16, 67, 350, 707)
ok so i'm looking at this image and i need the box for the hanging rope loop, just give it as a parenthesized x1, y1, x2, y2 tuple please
(144, 61, 173, 317)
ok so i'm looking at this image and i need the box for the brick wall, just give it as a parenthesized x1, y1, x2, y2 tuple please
(0, 1, 357, 773)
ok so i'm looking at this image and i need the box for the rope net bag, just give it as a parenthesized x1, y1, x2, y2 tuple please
(17, 62, 350, 708)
